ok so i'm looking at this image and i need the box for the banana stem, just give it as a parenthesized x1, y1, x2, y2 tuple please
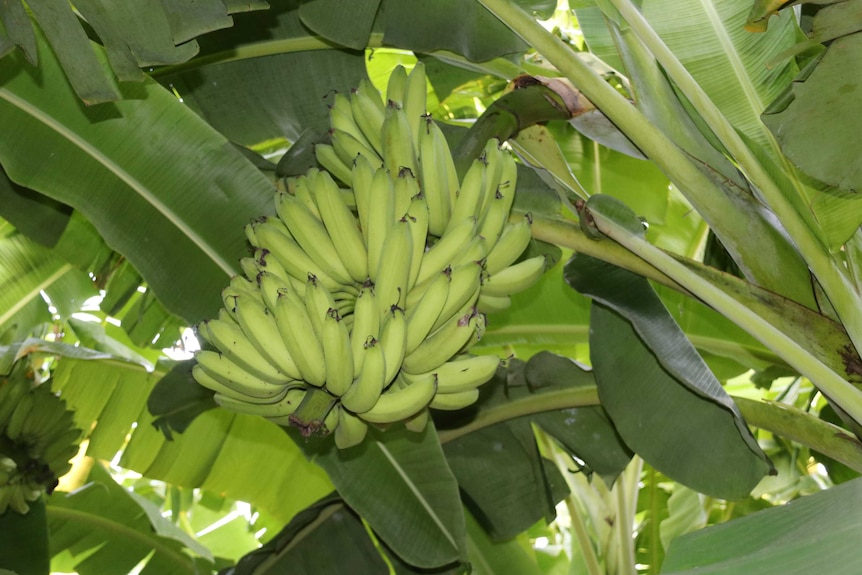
(606, 0, 862, 364)
(612, 457, 642, 575)
(539, 431, 606, 575)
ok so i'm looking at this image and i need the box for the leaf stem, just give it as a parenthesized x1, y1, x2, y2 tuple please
(606, 0, 862, 363)
(439, 386, 862, 473)
(587, 207, 862, 426)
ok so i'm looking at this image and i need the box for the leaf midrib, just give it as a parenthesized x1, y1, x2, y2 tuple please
(0, 89, 235, 278)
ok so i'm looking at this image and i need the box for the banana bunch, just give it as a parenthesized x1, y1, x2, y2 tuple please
(194, 63, 546, 449)
(0, 368, 81, 514)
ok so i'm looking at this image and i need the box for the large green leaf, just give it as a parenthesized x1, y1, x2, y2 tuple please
(304, 423, 467, 569)
(51, 357, 333, 524)
(660, 476, 862, 575)
(566, 247, 771, 499)
(154, 1, 368, 147)
(638, 0, 798, 155)
(48, 463, 212, 574)
(0, 0, 268, 103)
(0, 25, 275, 324)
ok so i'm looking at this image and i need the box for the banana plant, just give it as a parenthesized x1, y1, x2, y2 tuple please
(1, 0, 862, 573)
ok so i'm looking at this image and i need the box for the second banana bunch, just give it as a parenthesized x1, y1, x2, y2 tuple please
(193, 63, 547, 449)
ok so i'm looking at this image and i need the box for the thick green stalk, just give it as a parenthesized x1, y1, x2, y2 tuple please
(476, 0, 811, 307)
(438, 385, 862, 473)
(607, 0, 862, 368)
(587, 206, 862, 426)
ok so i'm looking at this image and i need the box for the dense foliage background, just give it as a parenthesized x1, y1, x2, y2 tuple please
(2, 0, 862, 573)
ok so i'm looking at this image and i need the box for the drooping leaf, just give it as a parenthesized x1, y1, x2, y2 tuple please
(565, 201, 772, 499)
(47, 463, 213, 574)
(0, 25, 275, 325)
(660, 477, 862, 575)
(155, 2, 368, 147)
(303, 423, 467, 569)
(299, 0, 382, 50)
(435, 356, 629, 540)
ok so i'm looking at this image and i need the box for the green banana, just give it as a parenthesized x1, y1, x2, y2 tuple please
(214, 386, 304, 418)
(202, 317, 292, 384)
(256, 270, 290, 314)
(305, 275, 339, 340)
(429, 388, 480, 411)
(322, 309, 354, 396)
(350, 79, 386, 156)
(251, 220, 344, 291)
(340, 337, 386, 414)
(233, 294, 304, 381)
(294, 173, 322, 219)
(331, 128, 383, 168)
(405, 270, 449, 355)
(402, 61, 427, 152)
(478, 153, 518, 253)
(481, 255, 547, 297)
(476, 139, 504, 219)
(452, 235, 487, 267)
(415, 217, 477, 286)
(359, 372, 437, 424)
(374, 217, 413, 318)
(485, 216, 532, 276)
(431, 263, 482, 333)
(314, 142, 353, 185)
(276, 192, 355, 285)
(329, 92, 372, 149)
(311, 169, 369, 283)
(403, 193, 429, 293)
(403, 408, 429, 432)
(366, 168, 396, 282)
(402, 305, 479, 375)
(352, 154, 376, 244)
(404, 354, 500, 393)
(394, 166, 420, 221)
(0, 378, 30, 429)
(476, 293, 512, 314)
(418, 116, 457, 236)
(379, 305, 407, 388)
(385, 65, 408, 107)
(350, 288, 379, 378)
(381, 102, 418, 179)
(273, 290, 328, 387)
(334, 406, 369, 449)
(194, 351, 290, 399)
(5, 391, 34, 442)
(447, 157, 486, 233)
